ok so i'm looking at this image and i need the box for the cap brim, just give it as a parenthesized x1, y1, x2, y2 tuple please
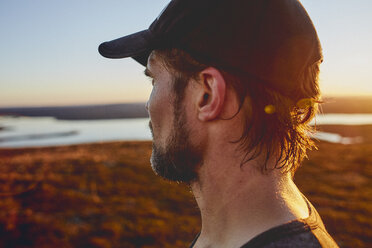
(98, 29, 152, 66)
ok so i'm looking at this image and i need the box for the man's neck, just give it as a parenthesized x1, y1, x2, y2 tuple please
(191, 160, 309, 248)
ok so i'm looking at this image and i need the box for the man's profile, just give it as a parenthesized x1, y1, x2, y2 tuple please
(99, 0, 339, 247)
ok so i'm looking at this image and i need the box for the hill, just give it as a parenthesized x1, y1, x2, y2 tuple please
(0, 103, 148, 120)
(321, 96, 372, 114)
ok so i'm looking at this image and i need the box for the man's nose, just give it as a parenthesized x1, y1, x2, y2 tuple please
(145, 101, 149, 111)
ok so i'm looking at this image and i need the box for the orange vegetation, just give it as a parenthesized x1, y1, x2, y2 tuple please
(0, 136, 371, 247)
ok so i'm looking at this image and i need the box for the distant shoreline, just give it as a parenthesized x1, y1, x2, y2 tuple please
(0, 103, 148, 120)
(0, 96, 371, 120)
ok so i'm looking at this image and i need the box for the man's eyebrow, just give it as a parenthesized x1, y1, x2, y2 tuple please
(144, 68, 153, 78)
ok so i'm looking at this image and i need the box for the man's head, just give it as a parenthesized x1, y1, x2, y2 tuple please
(99, 0, 323, 180)
(145, 49, 251, 183)
(145, 48, 320, 182)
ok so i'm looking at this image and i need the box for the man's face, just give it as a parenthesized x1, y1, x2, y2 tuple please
(145, 53, 202, 183)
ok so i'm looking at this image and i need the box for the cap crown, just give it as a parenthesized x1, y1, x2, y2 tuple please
(151, 0, 322, 93)
(99, 0, 322, 94)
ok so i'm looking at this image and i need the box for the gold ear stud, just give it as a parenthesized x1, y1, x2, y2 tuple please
(264, 104, 276, 114)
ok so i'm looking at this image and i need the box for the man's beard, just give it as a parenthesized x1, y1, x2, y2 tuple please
(149, 107, 202, 184)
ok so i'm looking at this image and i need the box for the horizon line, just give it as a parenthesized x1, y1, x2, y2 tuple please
(1, 95, 372, 109)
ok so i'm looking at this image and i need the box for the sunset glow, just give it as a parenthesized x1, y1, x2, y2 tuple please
(1, 0, 371, 107)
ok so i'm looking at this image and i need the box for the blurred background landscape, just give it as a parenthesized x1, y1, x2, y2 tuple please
(0, 96, 371, 247)
(1, 0, 372, 247)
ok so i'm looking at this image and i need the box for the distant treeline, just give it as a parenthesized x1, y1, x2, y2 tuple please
(0, 96, 371, 120)
(321, 96, 372, 114)
(0, 103, 148, 120)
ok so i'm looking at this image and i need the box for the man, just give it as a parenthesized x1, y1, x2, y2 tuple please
(99, 0, 339, 247)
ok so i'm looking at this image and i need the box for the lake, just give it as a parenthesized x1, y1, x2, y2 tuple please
(1, 114, 372, 148)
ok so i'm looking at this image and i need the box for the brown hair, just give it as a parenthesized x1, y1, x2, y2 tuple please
(153, 48, 321, 175)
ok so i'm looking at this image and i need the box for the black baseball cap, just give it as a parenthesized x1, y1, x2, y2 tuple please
(98, 0, 322, 94)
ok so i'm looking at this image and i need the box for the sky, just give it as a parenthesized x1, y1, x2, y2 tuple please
(0, 0, 371, 107)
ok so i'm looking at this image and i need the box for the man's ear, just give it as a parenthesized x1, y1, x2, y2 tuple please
(197, 67, 226, 121)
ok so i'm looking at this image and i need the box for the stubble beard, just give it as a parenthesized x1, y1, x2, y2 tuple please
(149, 101, 202, 184)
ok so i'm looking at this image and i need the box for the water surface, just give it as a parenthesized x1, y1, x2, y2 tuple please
(1, 114, 371, 148)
